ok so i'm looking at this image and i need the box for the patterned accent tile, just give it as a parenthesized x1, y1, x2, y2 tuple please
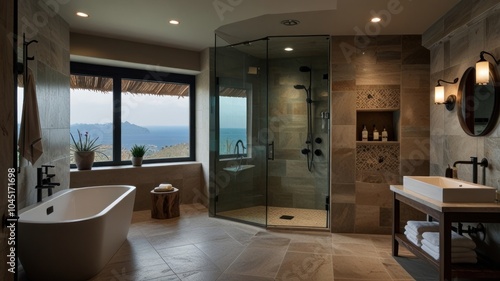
(356, 88, 400, 110)
(356, 144, 400, 173)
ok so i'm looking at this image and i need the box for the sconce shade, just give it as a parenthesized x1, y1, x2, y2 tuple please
(476, 60, 490, 85)
(476, 51, 500, 85)
(435, 85, 445, 103)
(434, 78, 458, 111)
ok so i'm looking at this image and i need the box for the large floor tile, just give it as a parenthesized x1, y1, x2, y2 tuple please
(332, 255, 393, 280)
(157, 245, 220, 275)
(225, 247, 286, 278)
(275, 252, 334, 280)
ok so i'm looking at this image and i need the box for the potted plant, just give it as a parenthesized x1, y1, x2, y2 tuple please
(130, 144, 148, 166)
(70, 130, 107, 170)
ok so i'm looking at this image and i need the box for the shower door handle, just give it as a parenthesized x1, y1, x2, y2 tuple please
(268, 141, 275, 160)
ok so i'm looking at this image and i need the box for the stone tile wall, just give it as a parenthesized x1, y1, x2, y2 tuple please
(330, 35, 429, 233)
(424, 0, 500, 264)
(16, 0, 70, 208)
(70, 163, 204, 211)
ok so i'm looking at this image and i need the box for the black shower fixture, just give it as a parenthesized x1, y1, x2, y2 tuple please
(299, 66, 311, 72)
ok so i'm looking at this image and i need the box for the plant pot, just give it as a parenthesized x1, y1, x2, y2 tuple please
(74, 151, 95, 170)
(131, 156, 143, 167)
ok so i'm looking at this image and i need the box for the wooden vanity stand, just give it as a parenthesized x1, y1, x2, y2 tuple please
(390, 185, 500, 281)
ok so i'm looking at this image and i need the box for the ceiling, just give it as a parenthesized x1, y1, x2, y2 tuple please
(57, 0, 461, 52)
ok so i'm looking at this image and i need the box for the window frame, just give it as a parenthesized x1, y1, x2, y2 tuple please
(70, 62, 196, 167)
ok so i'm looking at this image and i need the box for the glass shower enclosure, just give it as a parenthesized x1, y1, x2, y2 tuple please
(210, 35, 330, 229)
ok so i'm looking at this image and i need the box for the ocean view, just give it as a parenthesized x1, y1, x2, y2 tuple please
(69, 123, 246, 153)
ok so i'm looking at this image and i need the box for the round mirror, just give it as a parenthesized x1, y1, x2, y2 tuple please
(457, 64, 500, 136)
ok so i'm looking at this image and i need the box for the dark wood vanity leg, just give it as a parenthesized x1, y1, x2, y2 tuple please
(392, 193, 400, 256)
(439, 213, 452, 281)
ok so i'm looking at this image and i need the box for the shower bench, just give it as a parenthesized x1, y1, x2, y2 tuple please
(390, 185, 500, 281)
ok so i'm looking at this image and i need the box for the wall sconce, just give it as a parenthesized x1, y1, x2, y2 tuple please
(434, 78, 458, 111)
(476, 51, 500, 85)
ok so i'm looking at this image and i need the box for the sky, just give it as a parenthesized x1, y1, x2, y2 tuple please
(70, 89, 190, 126)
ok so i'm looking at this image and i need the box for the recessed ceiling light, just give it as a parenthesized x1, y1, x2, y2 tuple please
(169, 20, 179, 25)
(76, 12, 89, 18)
(371, 17, 381, 23)
(284, 47, 294, 52)
(281, 19, 300, 26)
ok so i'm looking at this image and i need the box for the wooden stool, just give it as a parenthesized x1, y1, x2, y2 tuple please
(150, 188, 180, 219)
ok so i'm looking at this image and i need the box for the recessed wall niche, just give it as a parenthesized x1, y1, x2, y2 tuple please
(356, 87, 401, 142)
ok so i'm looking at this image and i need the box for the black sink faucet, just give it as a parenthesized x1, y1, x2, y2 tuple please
(36, 165, 60, 202)
(453, 157, 488, 184)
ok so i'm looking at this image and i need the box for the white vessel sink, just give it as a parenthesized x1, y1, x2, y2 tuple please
(223, 164, 255, 173)
(403, 176, 497, 203)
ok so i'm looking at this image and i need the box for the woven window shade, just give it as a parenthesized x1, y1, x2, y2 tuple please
(70, 75, 190, 97)
(219, 87, 246, 98)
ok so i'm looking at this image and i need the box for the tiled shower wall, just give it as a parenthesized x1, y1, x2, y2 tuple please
(424, 0, 500, 264)
(16, 0, 70, 208)
(268, 58, 330, 210)
(330, 35, 429, 233)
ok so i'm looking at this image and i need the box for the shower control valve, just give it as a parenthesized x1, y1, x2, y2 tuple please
(301, 148, 310, 155)
(314, 149, 322, 156)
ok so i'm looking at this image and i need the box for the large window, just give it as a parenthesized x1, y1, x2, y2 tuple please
(70, 62, 195, 167)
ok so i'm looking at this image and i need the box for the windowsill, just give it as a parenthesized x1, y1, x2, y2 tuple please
(70, 161, 200, 172)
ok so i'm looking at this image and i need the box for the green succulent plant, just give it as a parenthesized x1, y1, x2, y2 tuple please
(130, 144, 148, 157)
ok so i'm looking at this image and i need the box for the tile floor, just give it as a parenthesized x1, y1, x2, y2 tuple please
(22, 204, 439, 280)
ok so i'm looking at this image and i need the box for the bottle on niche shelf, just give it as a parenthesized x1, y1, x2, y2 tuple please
(361, 125, 368, 141)
(372, 125, 379, 141)
(382, 127, 388, 142)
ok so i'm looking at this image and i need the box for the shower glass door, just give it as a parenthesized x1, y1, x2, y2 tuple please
(266, 36, 330, 228)
(211, 35, 330, 229)
(213, 35, 268, 226)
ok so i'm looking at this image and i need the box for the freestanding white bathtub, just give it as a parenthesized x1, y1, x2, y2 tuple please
(19, 185, 136, 281)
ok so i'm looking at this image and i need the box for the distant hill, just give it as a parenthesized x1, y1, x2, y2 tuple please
(70, 121, 150, 136)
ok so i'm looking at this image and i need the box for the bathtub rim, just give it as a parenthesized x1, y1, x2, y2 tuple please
(18, 185, 136, 224)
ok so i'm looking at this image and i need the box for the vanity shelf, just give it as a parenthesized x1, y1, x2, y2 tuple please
(391, 185, 500, 280)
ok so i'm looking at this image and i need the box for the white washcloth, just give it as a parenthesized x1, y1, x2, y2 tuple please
(421, 244, 477, 263)
(404, 231, 422, 246)
(18, 68, 43, 164)
(422, 231, 476, 249)
(406, 221, 439, 235)
(421, 239, 474, 254)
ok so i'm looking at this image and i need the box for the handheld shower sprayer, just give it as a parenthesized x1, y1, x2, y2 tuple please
(294, 66, 315, 172)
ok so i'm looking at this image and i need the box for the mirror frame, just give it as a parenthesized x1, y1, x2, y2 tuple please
(457, 65, 500, 136)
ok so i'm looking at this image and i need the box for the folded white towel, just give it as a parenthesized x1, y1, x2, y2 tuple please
(404, 231, 422, 246)
(404, 225, 423, 240)
(420, 241, 476, 258)
(154, 184, 175, 192)
(406, 221, 439, 235)
(422, 231, 476, 249)
(421, 245, 477, 263)
(421, 239, 475, 254)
